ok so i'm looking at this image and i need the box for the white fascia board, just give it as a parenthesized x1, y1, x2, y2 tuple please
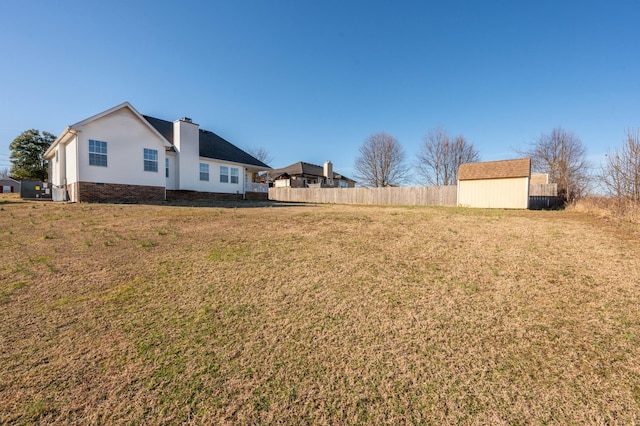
(44, 126, 77, 159)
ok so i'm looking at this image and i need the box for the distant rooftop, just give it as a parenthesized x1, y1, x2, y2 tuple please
(269, 161, 355, 182)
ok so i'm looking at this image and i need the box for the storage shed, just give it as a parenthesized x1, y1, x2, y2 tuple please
(0, 177, 20, 194)
(457, 158, 531, 209)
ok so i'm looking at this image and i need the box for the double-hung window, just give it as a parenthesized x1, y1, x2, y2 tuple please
(200, 163, 209, 181)
(165, 158, 169, 178)
(88, 140, 107, 167)
(220, 166, 229, 183)
(144, 148, 158, 172)
(230, 167, 239, 184)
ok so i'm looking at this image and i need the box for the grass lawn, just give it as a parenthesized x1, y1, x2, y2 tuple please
(1, 194, 639, 424)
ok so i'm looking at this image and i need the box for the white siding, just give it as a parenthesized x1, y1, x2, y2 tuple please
(458, 177, 529, 209)
(77, 108, 166, 187)
(50, 147, 63, 186)
(65, 136, 78, 185)
(173, 119, 199, 190)
(165, 152, 177, 190)
(184, 159, 245, 194)
(48, 134, 77, 187)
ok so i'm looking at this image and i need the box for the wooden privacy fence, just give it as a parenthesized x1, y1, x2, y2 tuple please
(269, 186, 458, 207)
(529, 183, 558, 196)
(528, 183, 560, 210)
(270, 182, 559, 209)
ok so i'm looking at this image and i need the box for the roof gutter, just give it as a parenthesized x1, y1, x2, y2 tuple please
(43, 127, 78, 159)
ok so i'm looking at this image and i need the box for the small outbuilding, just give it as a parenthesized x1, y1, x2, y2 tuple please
(0, 177, 21, 194)
(457, 158, 531, 209)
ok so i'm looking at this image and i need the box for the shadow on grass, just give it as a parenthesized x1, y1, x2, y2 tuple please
(157, 200, 318, 209)
(0, 194, 28, 205)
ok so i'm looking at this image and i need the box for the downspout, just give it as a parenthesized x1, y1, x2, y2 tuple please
(72, 130, 79, 202)
(242, 167, 246, 200)
(74, 134, 80, 203)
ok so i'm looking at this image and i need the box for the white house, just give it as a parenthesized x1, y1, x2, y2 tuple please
(267, 161, 357, 188)
(44, 102, 271, 202)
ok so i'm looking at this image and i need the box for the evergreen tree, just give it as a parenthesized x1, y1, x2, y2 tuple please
(9, 129, 55, 180)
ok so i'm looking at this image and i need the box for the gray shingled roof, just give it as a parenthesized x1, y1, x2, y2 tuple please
(143, 115, 270, 169)
(269, 161, 355, 182)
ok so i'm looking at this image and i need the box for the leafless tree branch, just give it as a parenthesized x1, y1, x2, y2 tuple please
(354, 132, 410, 187)
(518, 127, 590, 202)
(601, 128, 640, 202)
(416, 127, 480, 186)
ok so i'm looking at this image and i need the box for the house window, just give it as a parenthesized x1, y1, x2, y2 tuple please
(220, 166, 229, 183)
(88, 139, 107, 167)
(230, 167, 239, 184)
(144, 148, 158, 172)
(200, 163, 209, 181)
(165, 158, 169, 178)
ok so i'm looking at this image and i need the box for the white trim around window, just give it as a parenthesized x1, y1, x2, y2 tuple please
(144, 148, 158, 172)
(200, 163, 209, 181)
(89, 139, 107, 167)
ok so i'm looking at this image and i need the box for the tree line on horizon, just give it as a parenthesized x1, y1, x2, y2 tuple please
(4, 125, 640, 208)
(353, 126, 640, 207)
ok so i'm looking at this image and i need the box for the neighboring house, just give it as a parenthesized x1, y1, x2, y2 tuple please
(457, 158, 531, 209)
(0, 177, 20, 194)
(43, 102, 270, 202)
(267, 161, 356, 188)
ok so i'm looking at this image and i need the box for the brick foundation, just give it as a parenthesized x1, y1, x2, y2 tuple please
(77, 182, 165, 203)
(245, 191, 269, 201)
(166, 190, 269, 202)
(70, 183, 269, 204)
(166, 190, 243, 202)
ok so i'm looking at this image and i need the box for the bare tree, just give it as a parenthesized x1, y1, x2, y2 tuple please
(416, 127, 480, 186)
(519, 127, 590, 202)
(601, 128, 640, 202)
(354, 132, 410, 187)
(0, 167, 10, 179)
(247, 147, 273, 166)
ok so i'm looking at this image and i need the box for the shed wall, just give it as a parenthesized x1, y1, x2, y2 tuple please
(458, 177, 529, 209)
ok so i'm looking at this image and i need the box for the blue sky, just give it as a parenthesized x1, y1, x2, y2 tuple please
(1, 1, 639, 183)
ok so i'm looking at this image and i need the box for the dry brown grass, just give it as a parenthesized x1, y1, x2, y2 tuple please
(1, 194, 640, 424)
(571, 196, 640, 224)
